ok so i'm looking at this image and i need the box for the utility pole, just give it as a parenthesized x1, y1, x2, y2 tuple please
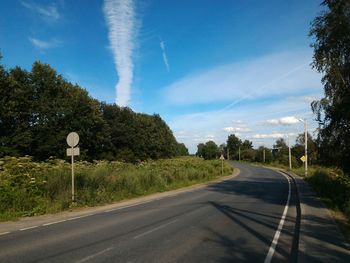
(238, 147, 241, 161)
(305, 119, 308, 177)
(227, 148, 230, 160)
(298, 118, 308, 177)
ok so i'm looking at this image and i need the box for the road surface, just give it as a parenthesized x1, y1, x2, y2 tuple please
(0, 162, 314, 262)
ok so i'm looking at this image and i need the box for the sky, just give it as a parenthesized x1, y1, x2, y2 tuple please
(0, 0, 325, 153)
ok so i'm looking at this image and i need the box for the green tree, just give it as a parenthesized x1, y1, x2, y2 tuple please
(255, 146, 273, 163)
(202, 141, 220, 160)
(310, 0, 350, 173)
(292, 133, 318, 165)
(226, 134, 242, 160)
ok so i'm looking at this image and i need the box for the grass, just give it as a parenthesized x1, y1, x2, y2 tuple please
(0, 156, 233, 221)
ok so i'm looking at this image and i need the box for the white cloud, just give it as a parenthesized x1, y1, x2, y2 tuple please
(223, 127, 251, 133)
(21, 1, 60, 21)
(169, 94, 318, 153)
(160, 38, 170, 72)
(28, 37, 61, 50)
(163, 50, 321, 105)
(252, 132, 297, 139)
(103, 0, 137, 107)
(264, 116, 300, 125)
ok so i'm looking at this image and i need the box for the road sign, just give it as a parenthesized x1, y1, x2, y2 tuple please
(220, 154, 225, 160)
(300, 155, 306, 163)
(67, 147, 80, 156)
(66, 132, 79, 147)
(66, 132, 80, 203)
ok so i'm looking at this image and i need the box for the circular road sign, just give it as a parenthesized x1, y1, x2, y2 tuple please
(67, 132, 79, 147)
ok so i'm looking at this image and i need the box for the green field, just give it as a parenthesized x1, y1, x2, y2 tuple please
(0, 156, 233, 221)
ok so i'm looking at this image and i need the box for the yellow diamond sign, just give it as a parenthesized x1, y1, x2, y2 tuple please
(300, 155, 306, 163)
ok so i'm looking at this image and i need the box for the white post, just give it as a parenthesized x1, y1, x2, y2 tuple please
(305, 119, 308, 177)
(71, 146, 75, 202)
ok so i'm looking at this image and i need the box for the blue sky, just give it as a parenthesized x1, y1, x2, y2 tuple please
(0, 0, 324, 153)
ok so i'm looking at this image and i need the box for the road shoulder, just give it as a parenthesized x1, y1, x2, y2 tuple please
(261, 165, 350, 262)
(0, 167, 240, 234)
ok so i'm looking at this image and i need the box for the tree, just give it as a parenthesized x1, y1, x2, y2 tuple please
(196, 141, 219, 160)
(310, 0, 350, 173)
(255, 146, 273, 163)
(226, 134, 242, 160)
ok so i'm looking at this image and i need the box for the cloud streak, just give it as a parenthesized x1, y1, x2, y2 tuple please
(21, 1, 60, 21)
(163, 50, 321, 105)
(104, 0, 136, 106)
(29, 37, 61, 50)
(160, 38, 170, 72)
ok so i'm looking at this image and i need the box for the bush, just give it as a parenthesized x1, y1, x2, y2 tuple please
(0, 156, 233, 220)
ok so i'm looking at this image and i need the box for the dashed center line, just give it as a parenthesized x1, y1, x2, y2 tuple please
(0, 231, 10, 236)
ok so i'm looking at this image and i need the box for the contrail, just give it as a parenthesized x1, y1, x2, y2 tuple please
(160, 37, 170, 72)
(103, 0, 136, 106)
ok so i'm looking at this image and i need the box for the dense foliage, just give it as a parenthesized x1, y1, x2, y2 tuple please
(310, 0, 350, 173)
(0, 156, 232, 220)
(0, 59, 188, 162)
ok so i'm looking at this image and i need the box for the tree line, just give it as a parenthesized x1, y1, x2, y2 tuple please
(0, 58, 188, 162)
(195, 133, 317, 169)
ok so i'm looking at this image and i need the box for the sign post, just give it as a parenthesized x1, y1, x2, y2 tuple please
(66, 132, 80, 202)
(220, 154, 225, 175)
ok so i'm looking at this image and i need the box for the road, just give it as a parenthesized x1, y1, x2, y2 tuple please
(0, 162, 302, 262)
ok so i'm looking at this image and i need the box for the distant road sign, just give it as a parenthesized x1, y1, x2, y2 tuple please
(300, 155, 306, 163)
(220, 154, 225, 160)
(67, 147, 80, 156)
(67, 132, 79, 147)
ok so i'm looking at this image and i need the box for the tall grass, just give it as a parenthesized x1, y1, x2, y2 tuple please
(0, 156, 232, 221)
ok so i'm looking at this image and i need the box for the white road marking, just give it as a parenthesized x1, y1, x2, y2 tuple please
(134, 219, 178, 239)
(0, 231, 10, 236)
(264, 172, 291, 263)
(74, 246, 114, 263)
(19, 226, 38, 231)
(43, 219, 67, 226)
(66, 214, 93, 221)
(104, 200, 154, 213)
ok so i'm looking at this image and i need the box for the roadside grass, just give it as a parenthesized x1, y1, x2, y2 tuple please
(0, 156, 233, 221)
(249, 161, 350, 241)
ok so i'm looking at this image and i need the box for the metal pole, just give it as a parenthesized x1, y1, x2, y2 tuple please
(227, 148, 229, 160)
(71, 146, 75, 202)
(305, 119, 308, 177)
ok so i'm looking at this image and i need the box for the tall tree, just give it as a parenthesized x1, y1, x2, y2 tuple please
(226, 134, 242, 160)
(310, 0, 350, 172)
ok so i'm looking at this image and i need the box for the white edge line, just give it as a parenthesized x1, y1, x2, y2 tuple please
(264, 172, 291, 263)
(104, 200, 154, 213)
(0, 231, 10, 236)
(20, 225, 38, 231)
(133, 219, 178, 239)
(43, 219, 67, 226)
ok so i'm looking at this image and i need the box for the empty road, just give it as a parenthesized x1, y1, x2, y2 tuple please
(0, 162, 304, 262)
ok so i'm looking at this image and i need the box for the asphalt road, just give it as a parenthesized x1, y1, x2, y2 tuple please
(0, 162, 300, 262)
